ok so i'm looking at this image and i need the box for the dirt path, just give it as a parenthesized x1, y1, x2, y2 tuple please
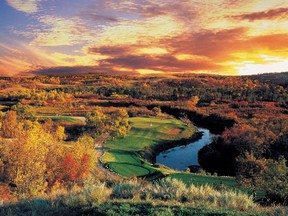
(94, 133, 120, 180)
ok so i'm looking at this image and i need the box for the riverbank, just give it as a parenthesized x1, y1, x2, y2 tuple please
(141, 130, 203, 164)
(156, 128, 216, 171)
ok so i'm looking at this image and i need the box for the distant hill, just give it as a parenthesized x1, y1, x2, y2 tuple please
(247, 72, 288, 86)
(29, 67, 288, 86)
(29, 66, 140, 76)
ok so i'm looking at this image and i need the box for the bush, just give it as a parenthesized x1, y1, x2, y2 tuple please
(0, 184, 12, 204)
(83, 178, 111, 206)
(111, 180, 142, 199)
(261, 157, 288, 204)
(145, 178, 187, 201)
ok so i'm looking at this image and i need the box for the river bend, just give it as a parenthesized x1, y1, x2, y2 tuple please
(156, 128, 216, 171)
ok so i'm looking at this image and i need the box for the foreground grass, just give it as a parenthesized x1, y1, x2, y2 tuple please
(102, 117, 198, 178)
(2, 178, 279, 216)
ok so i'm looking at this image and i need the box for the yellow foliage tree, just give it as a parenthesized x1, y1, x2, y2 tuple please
(1, 121, 62, 194)
(185, 96, 199, 110)
(2, 111, 18, 138)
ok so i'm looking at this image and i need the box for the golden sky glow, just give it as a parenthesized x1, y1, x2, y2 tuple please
(1, 0, 288, 76)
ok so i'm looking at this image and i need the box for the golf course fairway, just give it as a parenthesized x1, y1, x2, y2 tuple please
(101, 116, 198, 178)
(101, 116, 244, 193)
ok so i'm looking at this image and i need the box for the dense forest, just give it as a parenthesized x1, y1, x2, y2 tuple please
(0, 72, 287, 214)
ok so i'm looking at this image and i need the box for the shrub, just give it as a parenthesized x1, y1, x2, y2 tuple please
(147, 178, 187, 201)
(83, 181, 111, 206)
(186, 183, 256, 211)
(0, 184, 12, 204)
(261, 157, 288, 204)
(111, 180, 142, 199)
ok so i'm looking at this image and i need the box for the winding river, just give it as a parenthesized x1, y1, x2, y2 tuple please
(156, 128, 216, 171)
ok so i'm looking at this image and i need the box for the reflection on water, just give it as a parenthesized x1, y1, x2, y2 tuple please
(156, 128, 216, 171)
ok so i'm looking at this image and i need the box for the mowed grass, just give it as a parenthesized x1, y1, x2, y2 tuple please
(105, 117, 196, 151)
(51, 116, 82, 123)
(103, 150, 160, 177)
(102, 117, 197, 178)
(39, 116, 85, 125)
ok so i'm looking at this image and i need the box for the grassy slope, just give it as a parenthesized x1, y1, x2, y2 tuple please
(104, 117, 195, 151)
(102, 117, 197, 178)
(168, 173, 245, 192)
(39, 116, 85, 125)
(169, 173, 237, 187)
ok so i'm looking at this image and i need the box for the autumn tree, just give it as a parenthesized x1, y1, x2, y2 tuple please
(2, 111, 18, 138)
(60, 135, 96, 183)
(1, 122, 51, 194)
(0, 114, 69, 194)
(236, 152, 267, 193)
(261, 156, 288, 204)
(86, 107, 131, 139)
(185, 96, 199, 109)
(45, 133, 65, 187)
(152, 107, 161, 117)
(11, 103, 35, 120)
(86, 107, 108, 135)
(109, 109, 131, 139)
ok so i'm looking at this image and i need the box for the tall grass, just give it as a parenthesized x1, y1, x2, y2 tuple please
(2, 178, 286, 215)
(111, 179, 143, 200)
(143, 178, 256, 211)
(146, 178, 187, 201)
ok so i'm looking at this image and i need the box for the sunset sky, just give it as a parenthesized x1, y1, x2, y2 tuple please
(1, 0, 288, 76)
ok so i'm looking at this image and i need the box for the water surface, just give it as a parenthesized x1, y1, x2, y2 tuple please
(156, 128, 216, 171)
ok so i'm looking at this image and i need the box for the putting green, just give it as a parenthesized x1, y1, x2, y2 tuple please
(108, 162, 154, 177)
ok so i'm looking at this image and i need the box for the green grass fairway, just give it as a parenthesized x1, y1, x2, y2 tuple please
(103, 150, 161, 177)
(102, 117, 197, 178)
(51, 116, 81, 123)
(39, 116, 85, 125)
(104, 150, 142, 164)
(108, 162, 156, 177)
(105, 117, 197, 151)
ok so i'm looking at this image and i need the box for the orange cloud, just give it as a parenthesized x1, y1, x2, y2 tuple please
(2, 0, 288, 76)
(230, 7, 288, 21)
(0, 38, 101, 75)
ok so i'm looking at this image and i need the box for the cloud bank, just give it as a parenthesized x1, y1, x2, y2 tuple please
(2, 0, 288, 75)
